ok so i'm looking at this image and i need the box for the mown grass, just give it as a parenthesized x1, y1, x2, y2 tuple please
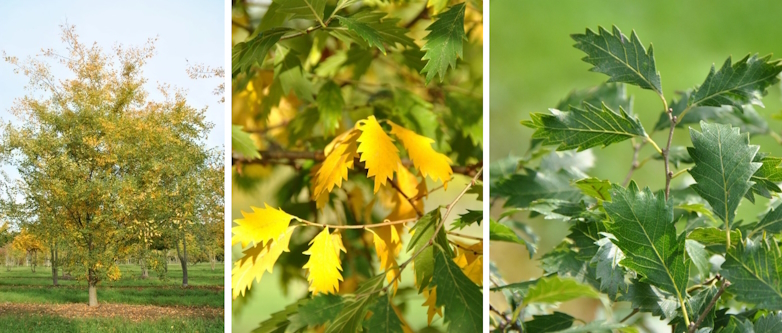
(0, 313, 223, 333)
(0, 264, 223, 307)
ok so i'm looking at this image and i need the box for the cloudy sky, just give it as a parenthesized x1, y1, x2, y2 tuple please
(0, 0, 225, 156)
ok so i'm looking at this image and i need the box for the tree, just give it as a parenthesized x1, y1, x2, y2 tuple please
(231, 0, 483, 332)
(2, 25, 216, 306)
(490, 25, 782, 332)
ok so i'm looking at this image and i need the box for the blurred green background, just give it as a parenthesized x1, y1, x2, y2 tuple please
(490, 0, 782, 326)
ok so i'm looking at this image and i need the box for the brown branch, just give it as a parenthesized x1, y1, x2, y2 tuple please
(664, 107, 676, 200)
(389, 179, 424, 217)
(688, 279, 731, 333)
(622, 139, 643, 186)
(232, 151, 482, 176)
(447, 231, 482, 241)
(296, 217, 417, 230)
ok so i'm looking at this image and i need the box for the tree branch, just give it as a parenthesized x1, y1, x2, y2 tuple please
(664, 107, 676, 200)
(233, 151, 482, 176)
(295, 217, 417, 230)
(389, 179, 424, 217)
(622, 139, 643, 186)
(688, 279, 731, 333)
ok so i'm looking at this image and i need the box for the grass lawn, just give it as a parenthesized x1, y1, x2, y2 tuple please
(0, 263, 224, 332)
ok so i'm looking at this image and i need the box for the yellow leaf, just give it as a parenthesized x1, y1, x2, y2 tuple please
(303, 227, 346, 295)
(356, 116, 400, 193)
(386, 164, 422, 222)
(232, 226, 296, 299)
(368, 227, 403, 292)
(421, 287, 442, 325)
(389, 121, 452, 189)
(232, 203, 292, 248)
(312, 129, 361, 208)
(454, 241, 483, 285)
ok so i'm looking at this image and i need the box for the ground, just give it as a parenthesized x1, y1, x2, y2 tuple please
(0, 263, 224, 332)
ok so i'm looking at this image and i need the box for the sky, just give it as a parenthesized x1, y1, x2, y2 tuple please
(0, 0, 225, 161)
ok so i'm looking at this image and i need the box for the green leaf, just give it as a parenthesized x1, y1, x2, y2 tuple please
(690, 54, 782, 110)
(754, 312, 782, 333)
(232, 125, 260, 159)
(592, 237, 628, 300)
(556, 83, 633, 114)
(573, 177, 611, 201)
(492, 168, 582, 208)
(232, 28, 290, 77)
(522, 103, 646, 152)
(325, 274, 385, 333)
(752, 202, 782, 236)
(298, 294, 344, 326)
(620, 280, 679, 319)
(316, 81, 344, 136)
(274, 0, 326, 23)
(688, 122, 760, 226)
(687, 227, 740, 253)
(274, 49, 315, 102)
(675, 203, 718, 225)
(522, 275, 601, 306)
(721, 237, 782, 310)
(604, 182, 689, 301)
(255, 299, 304, 333)
(331, 11, 415, 51)
(747, 154, 782, 203)
(489, 219, 526, 246)
(258, 2, 288, 32)
(719, 317, 755, 333)
(685, 239, 711, 279)
(431, 245, 482, 333)
(572, 25, 662, 94)
(335, 15, 387, 54)
(451, 209, 482, 230)
(365, 293, 404, 333)
(524, 312, 575, 333)
(420, 3, 466, 84)
(669, 285, 719, 333)
(654, 91, 770, 135)
(554, 321, 627, 333)
(407, 209, 451, 292)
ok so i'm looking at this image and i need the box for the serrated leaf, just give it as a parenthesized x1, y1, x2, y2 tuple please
(719, 317, 755, 333)
(573, 177, 611, 201)
(556, 83, 633, 114)
(254, 299, 304, 333)
(572, 25, 662, 94)
(420, 3, 466, 84)
(303, 227, 347, 295)
(747, 155, 782, 202)
(524, 312, 575, 333)
(620, 280, 680, 319)
(656, 91, 770, 135)
(676, 203, 718, 225)
(669, 284, 719, 333)
(312, 129, 361, 208)
(233, 226, 296, 299)
(274, 0, 326, 23)
(451, 209, 482, 230)
(317, 81, 344, 136)
(690, 54, 782, 110)
(522, 103, 646, 152)
(232, 28, 290, 77)
(389, 120, 453, 188)
(604, 182, 689, 301)
(489, 219, 526, 246)
(232, 125, 261, 159)
(298, 294, 344, 326)
(407, 209, 450, 292)
(421, 287, 442, 325)
(688, 122, 761, 227)
(431, 245, 482, 333)
(365, 293, 405, 333)
(336, 15, 387, 54)
(685, 239, 711, 279)
(331, 11, 416, 51)
(522, 275, 601, 306)
(754, 312, 782, 333)
(325, 274, 385, 333)
(592, 237, 628, 300)
(493, 168, 582, 208)
(233, 203, 293, 248)
(688, 227, 741, 253)
(258, 2, 287, 32)
(274, 49, 315, 102)
(752, 201, 782, 236)
(357, 116, 401, 193)
(721, 237, 782, 310)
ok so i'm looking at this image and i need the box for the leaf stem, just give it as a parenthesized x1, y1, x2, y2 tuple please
(295, 217, 417, 229)
(671, 168, 690, 180)
(688, 279, 731, 333)
(645, 135, 663, 155)
(663, 106, 677, 200)
(447, 231, 483, 241)
(620, 308, 639, 323)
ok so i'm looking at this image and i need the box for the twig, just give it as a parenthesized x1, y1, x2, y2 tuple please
(389, 179, 423, 217)
(410, 179, 451, 201)
(688, 279, 731, 333)
(671, 168, 690, 180)
(447, 231, 483, 241)
(296, 217, 417, 230)
(449, 240, 482, 255)
(622, 139, 643, 186)
(663, 107, 676, 200)
(620, 308, 640, 323)
(686, 274, 721, 293)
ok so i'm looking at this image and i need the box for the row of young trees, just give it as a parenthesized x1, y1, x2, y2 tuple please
(0, 25, 224, 306)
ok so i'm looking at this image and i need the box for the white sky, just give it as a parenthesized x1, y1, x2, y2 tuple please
(0, 0, 225, 165)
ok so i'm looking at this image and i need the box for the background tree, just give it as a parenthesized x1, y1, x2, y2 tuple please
(231, 0, 483, 332)
(1, 25, 219, 307)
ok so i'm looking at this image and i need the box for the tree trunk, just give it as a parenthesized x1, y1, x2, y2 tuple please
(176, 236, 188, 287)
(51, 247, 58, 287)
(140, 258, 149, 279)
(88, 269, 98, 307)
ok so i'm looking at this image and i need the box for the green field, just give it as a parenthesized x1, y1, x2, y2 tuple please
(0, 264, 224, 332)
